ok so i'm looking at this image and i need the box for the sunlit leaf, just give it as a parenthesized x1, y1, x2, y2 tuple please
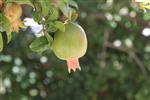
(0, 14, 11, 32)
(0, 32, 3, 52)
(39, 0, 50, 16)
(48, 6, 59, 20)
(6, 31, 12, 44)
(14, 0, 34, 7)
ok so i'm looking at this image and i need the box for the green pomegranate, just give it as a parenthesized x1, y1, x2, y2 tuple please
(52, 22, 87, 73)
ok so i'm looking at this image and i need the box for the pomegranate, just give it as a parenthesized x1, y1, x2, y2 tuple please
(4, 3, 24, 32)
(0, 0, 3, 9)
(52, 22, 87, 73)
(4, 3, 22, 22)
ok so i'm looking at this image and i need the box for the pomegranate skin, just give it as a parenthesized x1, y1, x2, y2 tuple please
(4, 3, 22, 22)
(0, 0, 3, 9)
(52, 22, 87, 60)
(4, 3, 24, 32)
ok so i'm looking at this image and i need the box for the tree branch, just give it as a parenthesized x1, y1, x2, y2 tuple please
(100, 29, 110, 68)
(129, 52, 148, 80)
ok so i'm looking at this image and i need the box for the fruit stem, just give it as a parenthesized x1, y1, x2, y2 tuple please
(67, 58, 81, 73)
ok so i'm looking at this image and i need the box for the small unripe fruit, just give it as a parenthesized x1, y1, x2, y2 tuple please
(0, 0, 3, 10)
(52, 22, 87, 73)
(4, 3, 24, 32)
(4, 3, 22, 22)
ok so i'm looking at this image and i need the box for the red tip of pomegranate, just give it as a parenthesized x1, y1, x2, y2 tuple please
(67, 58, 81, 73)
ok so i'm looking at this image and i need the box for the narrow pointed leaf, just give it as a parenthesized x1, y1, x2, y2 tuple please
(0, 32, 3, 52)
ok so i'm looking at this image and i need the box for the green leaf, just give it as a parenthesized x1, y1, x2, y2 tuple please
(47, 22, 57, 32)
(48, 6, 59, 20)
(60, 5, 70, 17)
(0, 14, 11, 32)
(59, 0, 70, 17)
(45, 33, 53, 48)
(6, 31, 12, 44)
(32, 10, 41, 22)
(38, 0, 50, 16)
(29, 36, 49, 53)
(0, 14, 12, 44)
(54, 21, 65, 32)
(59, 0, 78, 19)
(68, 0, 78, 9)
(14, 0, 34, 7)
(0, 14, 11, 43)
(0, 32, 3, 52)
(143, 13, 150, 21)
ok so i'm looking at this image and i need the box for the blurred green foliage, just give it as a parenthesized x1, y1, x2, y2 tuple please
(0, 0, 150, 100)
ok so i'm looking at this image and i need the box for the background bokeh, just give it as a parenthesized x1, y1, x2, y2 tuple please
(0, 0, 150, 100)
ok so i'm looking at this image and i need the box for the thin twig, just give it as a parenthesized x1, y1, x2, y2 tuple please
(105, 43, 128, 53)
(129, 52, 148, 80)
(100, 29, 110, 68)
